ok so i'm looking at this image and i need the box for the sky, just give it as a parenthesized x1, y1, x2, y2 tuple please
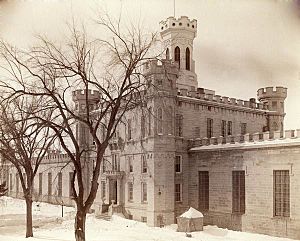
(0, 0, 299, 129)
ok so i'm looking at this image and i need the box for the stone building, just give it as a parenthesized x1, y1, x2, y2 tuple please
(1, 15, 300, 240)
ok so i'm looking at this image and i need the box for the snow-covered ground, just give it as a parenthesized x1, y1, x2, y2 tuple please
(0, 196, 298, 241)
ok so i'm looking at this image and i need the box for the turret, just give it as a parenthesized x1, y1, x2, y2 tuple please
(159, 16, 198, 91)
(257, 87, 287, 133)
(72, 89, 101, 113)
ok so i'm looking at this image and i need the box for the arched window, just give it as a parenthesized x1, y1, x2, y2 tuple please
(166, 48, 170, 60)
(186, 47, 190, 70)
(157, 107, 163, 134)
(174, 46, 180, 68)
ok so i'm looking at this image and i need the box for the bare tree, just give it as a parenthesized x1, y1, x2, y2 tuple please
(0, 14, 158, 241)
(0, 96, 56, 237)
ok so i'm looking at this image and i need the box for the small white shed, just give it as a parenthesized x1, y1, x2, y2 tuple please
(176, 207, 204, 232)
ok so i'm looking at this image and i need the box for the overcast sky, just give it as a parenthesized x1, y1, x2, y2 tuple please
(0, 0, 299, 129)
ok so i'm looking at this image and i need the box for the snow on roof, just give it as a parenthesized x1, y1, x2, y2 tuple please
(180, 207, 203, 218)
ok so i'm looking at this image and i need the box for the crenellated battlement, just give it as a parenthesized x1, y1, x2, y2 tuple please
(72, 89, 101, 102)
(177, 88, 266, 110)
(143, 59, 179, 76)
(189, 129, 300, 149)
(257, 86, 287, 101)
(159, 16, 197, 36)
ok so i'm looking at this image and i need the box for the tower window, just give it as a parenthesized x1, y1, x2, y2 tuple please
(172, 23, 175, 26)
(174, 46, 180, 68)
(179, 22, 182, 26)
(186, 47, 190, 70)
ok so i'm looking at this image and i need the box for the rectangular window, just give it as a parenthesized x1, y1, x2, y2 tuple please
(9, 173, 12, 191)
(175, 183, 182, 202)
(199, 171, 209, 211)
(175, 114, 183, 137)
(127, 119, 132, 140)
(141, 216, 147, 223)
(128, 182, 133, 201)
(227, 121, 233, 136)
(241, 123, 247, 135)
(272, 101, 277, 108)
(141, 114, 146, 138)
(101, 181, 106, 199)
(221, 120, 226, 137)
(207, 118, 213, 138)
(232, 171, 245, 214)
(112, 154, 120, 171)
(274, 170, 290, 217)
(39, 173, 43, 196)
(102, 159, 106, 173)
(142, 156, 147, 173)
(194, 127, 200, 138)
(48, 172, 52, 196)
(69, 172, 74, 197)
(175, 156, 182, 173)
(58, 172, 62, 197)
(142, 182, 147, 202)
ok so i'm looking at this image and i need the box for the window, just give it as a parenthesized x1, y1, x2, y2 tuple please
(241, 123, 247, 135)
(128, 156, 133, 173)
(142, 182, 147, 202)
(128, 182, 133, 201)
(16, 173, 19, 194)
(274, 170, 289, 217)
(9, 173, 12, 191)
(48, 172, 52, 196)
(39, 173, 43, 196)
(175, 156, 182, 173)
(168, 107, 173, 135)
(207, 118, 213, 138)
(102, 159, 106, 173)
(227, 121, 233, 136)
(157, 108, 163, 134)
(148, 107, 152, 136)
(221, 120, 226, 137)
(175, 114, 183, 137)
(112, 154, 120, 171)
(232, 171, 245, 214)
(186, 47, 190, 70)
(69, 172, 74, 197)
(141, 114, 146, 138)
(127, 119, 132, 140)
(142, 155, 147, 173)
(199, 171, 209, 211)
(166, 48, 170, 60)
(23, 173, 26, 189)
(194, 127, 200, 138)
(175, 183, 182, 202)
(58, 172, 62, 197)
(272, 101, 277, 108)
(101, 181, 106, 199)
(174, 46, 180, 67)
(141, 216, 147, 223)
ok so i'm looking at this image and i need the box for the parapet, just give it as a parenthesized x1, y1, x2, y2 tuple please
(160, 16, 197, 36)
(177, 88, 267, 111)
(190, 129, 300, 149)
(143, 59, 179, 76)
(72, 89, 101, 102)
(257, 86, 287, 101)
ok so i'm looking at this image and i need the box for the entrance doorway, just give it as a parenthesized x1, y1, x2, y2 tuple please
(109, 180, 117, 204)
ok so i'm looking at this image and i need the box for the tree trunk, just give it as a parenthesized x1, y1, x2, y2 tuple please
(25, 197, 33, 238)
(74, 210, 87, 241)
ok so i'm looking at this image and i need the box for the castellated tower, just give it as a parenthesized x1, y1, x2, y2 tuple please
(159, 16, 198, 91)
(257, 87, 287, 133)
(72, 89, 101, 199)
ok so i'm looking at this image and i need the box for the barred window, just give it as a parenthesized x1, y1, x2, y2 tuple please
(175, 183, 182, 202)
(128, 182, 133, 201)
(175, 114, 183, 137)
(58, 172, 62, 197)
(227, 121, 233, 136)
(39, 173, 43, 195)
(142, 182, 147, 202)
(175, 156, 182, 173)
(207, 118, 213, 138)
(241, 123, 247, 135)
(274, 170, 290, 217)
(221, 120, 226, 137)
(199, 171, 209, 211)
(101, 181, 106, 199)
(232, 171, 245, 213)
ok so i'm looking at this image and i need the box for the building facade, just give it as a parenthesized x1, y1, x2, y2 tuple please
(1, 16, 300, 239)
